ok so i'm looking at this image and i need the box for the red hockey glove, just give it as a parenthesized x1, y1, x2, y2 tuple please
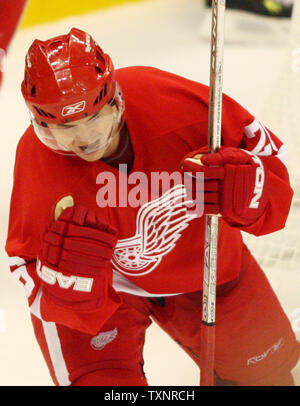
(181, 146, 270, 227)
(37, 205, 119, 312)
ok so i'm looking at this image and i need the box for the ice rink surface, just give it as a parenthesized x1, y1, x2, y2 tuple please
(0, 0, 299, 386)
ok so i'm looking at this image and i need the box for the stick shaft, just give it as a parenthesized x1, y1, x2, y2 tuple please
(207, 0, 225, 153)
(200, 0, 226, 386)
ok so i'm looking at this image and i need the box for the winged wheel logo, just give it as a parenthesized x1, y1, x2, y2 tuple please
(112, 185, 197, 276)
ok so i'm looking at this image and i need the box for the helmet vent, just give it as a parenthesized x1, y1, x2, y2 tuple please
(31, 85, 37, 97)
(94, 83, 108, 106)
(95, 66, 103, 75)
(33, 106, 56, 119)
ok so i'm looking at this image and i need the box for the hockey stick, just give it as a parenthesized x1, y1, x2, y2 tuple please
(200, 0, 226, 386)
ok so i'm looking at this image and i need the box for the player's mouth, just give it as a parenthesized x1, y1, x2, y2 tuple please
(77, 139, 101, 154)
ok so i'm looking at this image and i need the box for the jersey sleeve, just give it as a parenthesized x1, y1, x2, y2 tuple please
(6, 255, 121, 335)
(221, 94, 293, 236)
(5, 128, 121, 336)
(7, 256, 40, 308)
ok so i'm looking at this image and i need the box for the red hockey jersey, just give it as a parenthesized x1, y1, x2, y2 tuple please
(6, 67, 293, 333)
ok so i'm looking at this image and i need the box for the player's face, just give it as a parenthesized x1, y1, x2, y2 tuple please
(31, 103, 121, 161)
(48, 104, 120, 161)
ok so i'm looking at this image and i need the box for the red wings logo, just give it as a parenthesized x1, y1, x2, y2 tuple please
(90, 328, 118, 350)
(112, 185, 197, 277)
(61, 101, 86, 116)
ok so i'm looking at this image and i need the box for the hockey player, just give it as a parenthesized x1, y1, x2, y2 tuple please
(5, 28, 299, 386)
(0, 0, 27, 87)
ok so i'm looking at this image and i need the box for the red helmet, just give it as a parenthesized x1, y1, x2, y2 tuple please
(22, 28, 116, 124)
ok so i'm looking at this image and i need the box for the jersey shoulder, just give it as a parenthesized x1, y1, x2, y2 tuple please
(16, 124, 38, 153)
(116, 66, 210, 110)
(116, 66, 209, 93)
(116, 66, 253, 146)
(116, 66, 210, 138)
